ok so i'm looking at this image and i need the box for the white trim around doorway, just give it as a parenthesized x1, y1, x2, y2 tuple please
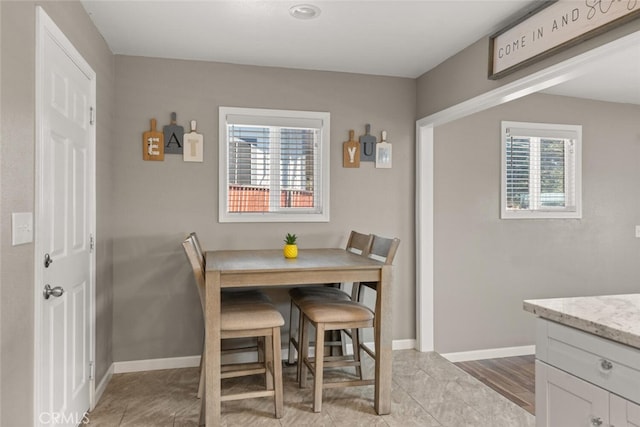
(415, 30, 640, 353)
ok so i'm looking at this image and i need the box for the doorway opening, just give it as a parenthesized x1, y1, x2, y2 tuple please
(415, 30, 640, 353)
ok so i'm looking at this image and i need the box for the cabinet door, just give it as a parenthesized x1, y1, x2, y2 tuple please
(611, 394, 640, 427)
(536, 361, 609, 427)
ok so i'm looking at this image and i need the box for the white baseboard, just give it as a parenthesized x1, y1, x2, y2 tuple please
(114, 355, 201, 374)
(392, 339, 416, 350)
(112, 339, 417, 374)
(440, 345, 535, 363)
(91, 363, 114, 410)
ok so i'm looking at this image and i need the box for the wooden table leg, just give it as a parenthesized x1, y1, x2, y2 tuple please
(375, 265, 393, 415)
(205, 270, 222, 426)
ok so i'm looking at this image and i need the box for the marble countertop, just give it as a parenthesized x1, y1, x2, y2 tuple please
(523, 294, 640, 350)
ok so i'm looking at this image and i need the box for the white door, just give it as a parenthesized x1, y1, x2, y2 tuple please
(36, 8, 95, 427)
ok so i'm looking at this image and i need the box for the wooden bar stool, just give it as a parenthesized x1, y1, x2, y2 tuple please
(287, 230, 373, 380)
(297, 234, 400, 413)
(185, 232, 270, 399)
(182, 234, 284, 421)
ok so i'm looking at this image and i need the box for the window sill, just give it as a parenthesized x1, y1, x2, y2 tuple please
(500, 209, 582, 220)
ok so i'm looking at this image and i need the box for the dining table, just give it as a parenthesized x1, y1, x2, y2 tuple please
(203, 248, 393, 425)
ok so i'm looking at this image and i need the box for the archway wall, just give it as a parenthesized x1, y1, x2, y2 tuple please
(415, 16, 640, 356)
(416, 18, 640, 118)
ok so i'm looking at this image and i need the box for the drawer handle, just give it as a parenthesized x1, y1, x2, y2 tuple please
(599, 359, 613, 371)
(590, 416, 603, 426)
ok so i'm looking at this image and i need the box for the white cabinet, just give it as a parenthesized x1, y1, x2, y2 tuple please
(537, 362, 640, 427)
(535, 319, 640, 427)
(537, 361, 608, 427)
(611, 394, 640, 427)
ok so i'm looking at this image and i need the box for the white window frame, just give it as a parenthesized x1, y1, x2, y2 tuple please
(219, 106, 330, 223)
(501, 121, 582, 219)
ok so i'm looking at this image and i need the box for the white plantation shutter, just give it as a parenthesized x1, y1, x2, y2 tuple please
(219, 107, 330, 222)
(501, 121, 582, 219)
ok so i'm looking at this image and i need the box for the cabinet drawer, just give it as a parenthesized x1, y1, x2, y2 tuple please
(536, 318, 640, 405)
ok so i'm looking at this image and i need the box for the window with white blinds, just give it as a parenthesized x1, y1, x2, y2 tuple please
(219, 107, 330, 222)
(501, 121, 582, 219)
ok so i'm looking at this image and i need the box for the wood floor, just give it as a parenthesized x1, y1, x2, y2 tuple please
(455, 355, 535, 415)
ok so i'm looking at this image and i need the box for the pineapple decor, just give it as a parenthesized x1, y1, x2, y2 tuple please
(283, 233, 298, 259)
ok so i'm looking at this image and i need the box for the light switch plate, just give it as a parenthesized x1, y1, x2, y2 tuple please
(12, 212, 33, 246)
(636, 225, 640, 238)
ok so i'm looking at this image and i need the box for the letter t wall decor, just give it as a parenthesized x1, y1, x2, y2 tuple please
(183, 120, 204, 162)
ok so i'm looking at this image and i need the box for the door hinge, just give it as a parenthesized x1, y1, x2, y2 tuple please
(89, 106, 95, 125)
(89, 234, 94, 253)
(89, 361, 95, 381)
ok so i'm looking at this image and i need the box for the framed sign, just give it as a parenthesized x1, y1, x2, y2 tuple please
(489, 0, 640, 79)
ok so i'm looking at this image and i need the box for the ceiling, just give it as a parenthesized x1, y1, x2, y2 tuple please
(81, 0, 640, 105)
(81, 0, 539, 78)
(541, 43, 640, 105)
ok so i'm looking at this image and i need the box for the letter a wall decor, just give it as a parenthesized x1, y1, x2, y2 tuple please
(163, 112, 184, 154)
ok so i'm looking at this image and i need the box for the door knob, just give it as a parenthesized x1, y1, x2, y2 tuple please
(43, 284, 64, 300)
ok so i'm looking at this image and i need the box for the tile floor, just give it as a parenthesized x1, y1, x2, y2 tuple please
(87, 350, 535, 426)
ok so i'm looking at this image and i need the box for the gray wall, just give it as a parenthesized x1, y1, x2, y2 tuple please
(415, 16, 640, 354)
(433, 93, 640, 353)
(112, 56, 417, 362)
(0, 1, 115, 424)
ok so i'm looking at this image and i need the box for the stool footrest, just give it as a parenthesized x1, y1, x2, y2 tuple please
(221, 366, 266, 379)
(323, 379, 374, 389)
(221, 390, 275, 402)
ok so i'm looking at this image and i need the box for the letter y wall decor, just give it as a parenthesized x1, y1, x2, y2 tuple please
(343, 130, 360, 168)
(342, 125, 392, 169)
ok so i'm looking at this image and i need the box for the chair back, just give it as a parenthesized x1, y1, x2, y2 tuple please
(345, 230, 373, 255)
(352, 234, 401, 300)
(368, 235, 400, 265)
(182, 234, 206, 314)
(188, 231, 205, 267)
